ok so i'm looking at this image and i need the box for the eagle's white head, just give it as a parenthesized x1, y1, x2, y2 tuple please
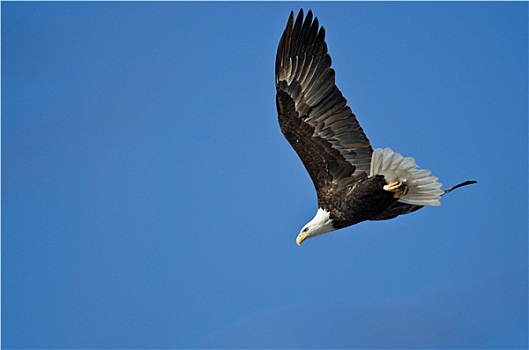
(296, 208, 336, 245)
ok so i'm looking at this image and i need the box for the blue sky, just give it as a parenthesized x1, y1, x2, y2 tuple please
(2, 2, 527, 348)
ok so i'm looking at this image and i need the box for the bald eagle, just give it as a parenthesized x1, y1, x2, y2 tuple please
(275, 9, 476, 245)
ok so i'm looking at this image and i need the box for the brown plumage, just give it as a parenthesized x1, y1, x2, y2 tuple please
(275, 9, 476, 245)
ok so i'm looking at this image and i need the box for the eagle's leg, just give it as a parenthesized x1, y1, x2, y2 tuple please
(383, 181, 409, 198)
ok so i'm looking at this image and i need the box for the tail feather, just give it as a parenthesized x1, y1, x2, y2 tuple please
(370, 148, 476, 206)
(370, 148, 443, 207)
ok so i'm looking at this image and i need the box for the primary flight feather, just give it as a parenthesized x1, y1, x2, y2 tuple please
(275, 9, 476, 245)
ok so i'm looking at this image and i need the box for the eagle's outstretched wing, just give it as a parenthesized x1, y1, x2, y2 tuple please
(275, 9, 372, 198)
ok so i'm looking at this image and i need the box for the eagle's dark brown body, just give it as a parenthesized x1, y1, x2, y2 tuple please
(320, 175, 398, 229)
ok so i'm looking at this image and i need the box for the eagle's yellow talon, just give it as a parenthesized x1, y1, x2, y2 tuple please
(384, 181, 408, 198)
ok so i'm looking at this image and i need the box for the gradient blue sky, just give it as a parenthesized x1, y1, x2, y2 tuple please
(3, 2, 527, 349)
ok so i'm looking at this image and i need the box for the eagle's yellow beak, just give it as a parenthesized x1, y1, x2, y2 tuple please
(296, 233, 306, 246)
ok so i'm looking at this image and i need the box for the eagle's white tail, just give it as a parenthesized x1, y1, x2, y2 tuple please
(370, 148, 443, 206)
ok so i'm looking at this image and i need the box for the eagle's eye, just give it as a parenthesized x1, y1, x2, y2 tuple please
(302, 227, 309, 233)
